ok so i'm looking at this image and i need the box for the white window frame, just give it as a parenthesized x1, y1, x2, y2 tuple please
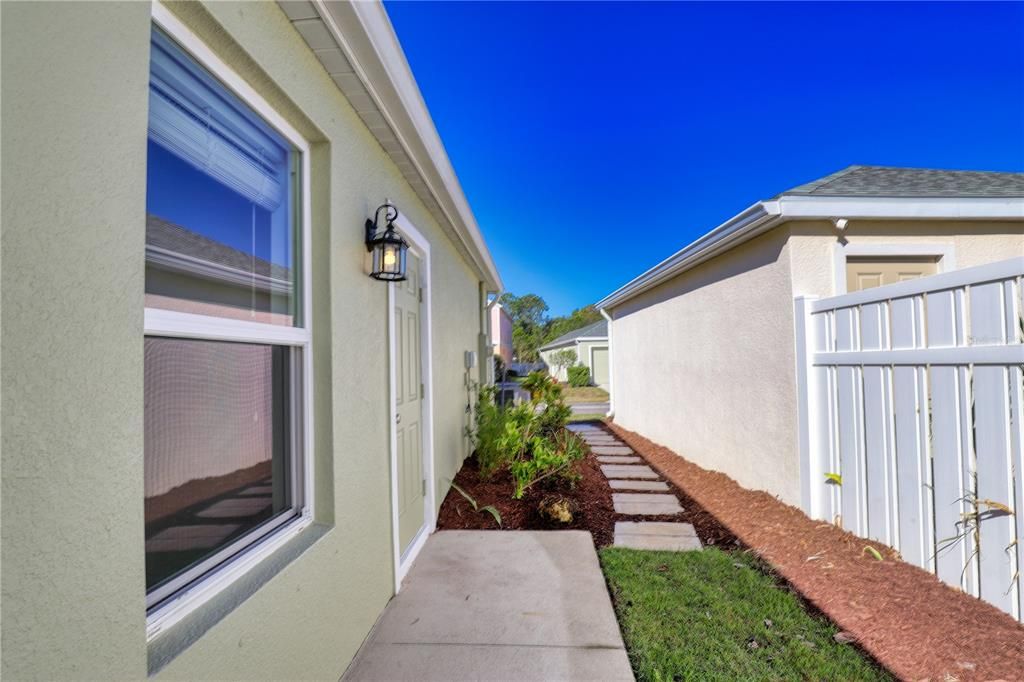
(145, 3, 314, 641)
(832, 241, 957, 295)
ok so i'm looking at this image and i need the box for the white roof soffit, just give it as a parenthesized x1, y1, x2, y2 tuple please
(596, 195, 1024, 310)
(280, 1, 502, 290)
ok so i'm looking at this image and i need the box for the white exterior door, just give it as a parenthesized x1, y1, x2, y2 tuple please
(394, 252, 426, 554)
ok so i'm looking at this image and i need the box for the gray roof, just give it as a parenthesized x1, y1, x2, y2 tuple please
(540, 320, 608, 350)
(147, 215, 291, 281)
(777, 165, 1024, 199)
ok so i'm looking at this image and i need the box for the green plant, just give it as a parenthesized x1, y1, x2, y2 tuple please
(549, 348, 577, 375)
(493, 354, 506, 380)
(469, 369, 580, 499)
(567, 364, 590, 387)
(470, 385, 512, 479)
(450, 481, 501, 526)
(521, 370, 554, 401)
(508, 429, 586, 499)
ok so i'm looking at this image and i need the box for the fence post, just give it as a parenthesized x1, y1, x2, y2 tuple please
(793, 295, 821, 519)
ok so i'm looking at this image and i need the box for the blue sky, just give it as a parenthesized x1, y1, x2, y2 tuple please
(386, 1, 1024, 316)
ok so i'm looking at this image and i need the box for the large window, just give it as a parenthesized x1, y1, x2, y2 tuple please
(144, 18, 311, 619)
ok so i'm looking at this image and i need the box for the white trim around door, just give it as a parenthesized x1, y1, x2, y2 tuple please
(388, 211, 436, 593)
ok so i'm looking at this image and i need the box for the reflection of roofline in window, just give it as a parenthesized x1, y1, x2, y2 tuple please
(146, 245, 292, 295)
(146, 215, 292, 295)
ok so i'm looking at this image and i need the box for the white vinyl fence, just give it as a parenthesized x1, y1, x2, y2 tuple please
(794, 257, 1024, 620)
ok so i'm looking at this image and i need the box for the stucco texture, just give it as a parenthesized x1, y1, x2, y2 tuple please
(2, 2, 485, 680)
(788, 219, 1024, 297)
(610, 229, 801, 504)
(608, 218, 1023, 508)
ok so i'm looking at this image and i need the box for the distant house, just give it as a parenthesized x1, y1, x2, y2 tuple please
(538, 320, 610, 387)
(490, 302, 514, 365)
(597, 166, 1024, 506)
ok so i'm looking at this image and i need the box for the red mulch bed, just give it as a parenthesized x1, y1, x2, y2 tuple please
(437, 440, 617, 547)
(437, 423, 739, 550)
(606, 421, 1024, 682)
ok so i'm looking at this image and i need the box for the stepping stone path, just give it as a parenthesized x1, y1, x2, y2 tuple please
(597, 455, 642, 464)
(572, 422, 702, 553)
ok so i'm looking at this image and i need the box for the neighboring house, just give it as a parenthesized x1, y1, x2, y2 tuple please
(2, 2, 502, 680)
(538, 320, 610, 387)
(490, 302, 514, 365)
(597, 166, 1024, 506)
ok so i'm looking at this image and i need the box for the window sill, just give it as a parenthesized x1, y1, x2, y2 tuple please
(147, 520, 329, 675)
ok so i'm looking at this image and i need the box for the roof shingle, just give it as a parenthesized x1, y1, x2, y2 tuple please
(778, 165, 1024, 198)
(540, 320, 608, 350)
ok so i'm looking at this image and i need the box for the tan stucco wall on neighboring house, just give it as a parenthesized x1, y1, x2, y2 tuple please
(2, 2, 485, 680)
(787, 219, 1024, 298)
(607, 217, 1023, 509)
(609, 228, 802, 504)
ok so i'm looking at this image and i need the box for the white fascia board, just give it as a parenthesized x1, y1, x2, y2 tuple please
(597, 194, 1024, 310)
(595, 201, 782, 309)
(314, 1, 502, 290)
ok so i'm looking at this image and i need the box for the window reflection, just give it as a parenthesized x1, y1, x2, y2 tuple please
(144, 338, 293, 591)
(145, 27, 297, 326)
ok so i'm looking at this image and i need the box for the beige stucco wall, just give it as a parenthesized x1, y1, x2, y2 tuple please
(1, 2, 484, 679)
(788, 219, 1024, 297)
(609, 228, 802, 504)
(608, 218, 1023, 507)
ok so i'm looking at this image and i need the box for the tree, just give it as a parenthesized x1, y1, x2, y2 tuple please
(501, 293, 549, 362)
(499, 294, 603, 363)
(542, 304, 602, 345)
(549, 348, 577, 376)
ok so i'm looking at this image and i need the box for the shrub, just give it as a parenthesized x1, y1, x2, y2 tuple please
(508, 429, 585, 499)
(521, 370, 555, 401)
(493, 354, 506, 380)
(469, 372, 581, 499)
(471, 385, 511, 479)
(567, 364, 590, 387)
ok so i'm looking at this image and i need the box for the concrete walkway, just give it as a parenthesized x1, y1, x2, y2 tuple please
(343, 531, 633, 681)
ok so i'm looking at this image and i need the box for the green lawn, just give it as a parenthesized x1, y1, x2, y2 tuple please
(599, 547, 890, 682)
(567, 413, 605, 423)
(561, 385, 610, 404)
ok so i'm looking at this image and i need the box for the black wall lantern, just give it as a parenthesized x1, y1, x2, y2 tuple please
(365, 203, 408, 282)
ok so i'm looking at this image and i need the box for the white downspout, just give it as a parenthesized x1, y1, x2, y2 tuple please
(599, 307, 614, 419)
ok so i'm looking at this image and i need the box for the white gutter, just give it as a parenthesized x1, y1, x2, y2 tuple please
(596, 195, 1024, 310)
(596, 201, 782, 310)
(599, 308, 614, 419)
